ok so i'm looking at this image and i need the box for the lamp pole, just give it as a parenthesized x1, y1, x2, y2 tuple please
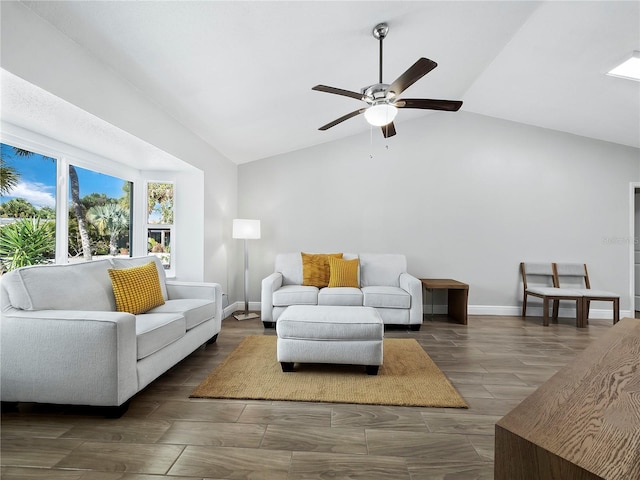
(243, 237, 250, 314)
(233, 219, 260, 321)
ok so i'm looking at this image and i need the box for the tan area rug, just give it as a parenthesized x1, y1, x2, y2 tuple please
(191, 335, 468, 408)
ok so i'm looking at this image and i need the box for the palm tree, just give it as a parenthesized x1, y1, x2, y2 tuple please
(69, 165, 92, 260)
(0, 159, 19, 196)
(86, 203, 129, 256)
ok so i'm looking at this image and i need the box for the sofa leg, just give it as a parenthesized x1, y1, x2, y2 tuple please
(280, 362, 294, 372)
(103, 402, 129, 419)
(410, 324, 421, 331)
(366, 365, 379, 375)
(1, 401, 19, 413)
(263, 321, 276, 329)
(206, 334, 218, 345)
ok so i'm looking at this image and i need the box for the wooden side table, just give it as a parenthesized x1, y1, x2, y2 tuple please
(420, 279, 469, 325)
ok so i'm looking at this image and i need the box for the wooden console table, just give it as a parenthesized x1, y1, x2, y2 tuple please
(495, 317, 640, 479)
(420, 279, 469, 325)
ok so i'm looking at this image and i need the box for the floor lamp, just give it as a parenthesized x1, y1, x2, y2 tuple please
(233, 219, 261, 320)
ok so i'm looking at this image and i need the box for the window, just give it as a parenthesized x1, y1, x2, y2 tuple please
(146, 182, 174, 271)
(68, 165, 132, 262)
(0, 142, 134, 272)
(0, 143, 57, 272)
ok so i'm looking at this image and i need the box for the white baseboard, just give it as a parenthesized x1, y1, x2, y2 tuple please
(225, 301, 262, 319)
(224, 302, 630, 322)
(425, 304, 631, 320)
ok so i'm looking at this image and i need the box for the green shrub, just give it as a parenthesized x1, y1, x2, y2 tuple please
(0, 218, 55, 272)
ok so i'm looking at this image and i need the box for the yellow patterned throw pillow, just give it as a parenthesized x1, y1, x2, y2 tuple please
(301, 252, 343, 287)
(108, 261, 165, 314)
(328, 257, 360, 288)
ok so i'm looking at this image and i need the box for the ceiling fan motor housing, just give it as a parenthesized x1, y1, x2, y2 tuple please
(362, 83, 396, 104)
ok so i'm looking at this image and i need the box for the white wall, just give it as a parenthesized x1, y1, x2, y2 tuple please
(635, 189, 640, 309)
(238, 111, 639, 316)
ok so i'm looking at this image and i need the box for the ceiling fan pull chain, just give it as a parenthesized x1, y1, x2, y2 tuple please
(370, 124, 374, 158)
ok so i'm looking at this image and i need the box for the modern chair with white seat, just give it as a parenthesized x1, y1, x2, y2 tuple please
(520, 262, 584, 327)
(553, 263, 620, 326)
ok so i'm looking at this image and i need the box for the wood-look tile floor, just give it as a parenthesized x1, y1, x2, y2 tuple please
(1, 314, 613, 480)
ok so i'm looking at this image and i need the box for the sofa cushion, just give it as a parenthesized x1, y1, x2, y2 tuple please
(110, 256, 168, 300)
(328, 257, 360, 288)
(360, 253, 406, 287)
(147, 298, 215, 330)
(362, 286, 411, 309)
(301, 252, 343, 287)
(2, 259, 116, 311)
(318, 287, 363, 306)
(273, 285, 319, 306)
(108, 262, 165, 315)
(135, 313, 186, 360)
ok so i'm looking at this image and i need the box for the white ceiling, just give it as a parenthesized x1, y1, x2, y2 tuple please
(1, 69, 192, 171)
(12, 1, 640, 164)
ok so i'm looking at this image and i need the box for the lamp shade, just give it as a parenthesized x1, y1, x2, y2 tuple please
(364, 103, 398, 127)
(232, 219, 261, 239)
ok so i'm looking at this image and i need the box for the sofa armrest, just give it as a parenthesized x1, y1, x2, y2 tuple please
(0, 309, 138, 406)
(400, 273, 424, 325)
(166, 281, 221, 302)
(166, 281, 223, 332)
(261, 272, 283, 322)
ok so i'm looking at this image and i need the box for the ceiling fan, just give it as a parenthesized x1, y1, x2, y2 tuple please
(312, 23, 463, 138)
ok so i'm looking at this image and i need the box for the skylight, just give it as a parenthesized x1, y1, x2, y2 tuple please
(607, 51, 640, 81)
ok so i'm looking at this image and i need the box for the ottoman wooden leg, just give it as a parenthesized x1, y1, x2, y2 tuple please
(280, 362, 294, 372)
(366, 365, 379, 375)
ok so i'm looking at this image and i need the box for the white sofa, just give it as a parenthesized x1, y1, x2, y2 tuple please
(0, 256, 222, 415)
(261, 253, 423, 330)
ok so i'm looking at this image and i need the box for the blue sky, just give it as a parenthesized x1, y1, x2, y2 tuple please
(1, 143, 127, 209)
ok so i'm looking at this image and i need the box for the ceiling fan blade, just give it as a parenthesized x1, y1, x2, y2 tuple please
(312, 85, 364, 101)
(318, 108, 366, 130)
(396, 98, 463, 111)
(388, 58, 437, 96)
(381, 122, 396, 138)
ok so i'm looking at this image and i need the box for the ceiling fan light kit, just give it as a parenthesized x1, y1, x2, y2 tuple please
(364, 103, 398, 126)
(312, 22, 463, 137)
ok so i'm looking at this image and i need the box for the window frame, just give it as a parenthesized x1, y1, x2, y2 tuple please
(1, 129, 143, 266)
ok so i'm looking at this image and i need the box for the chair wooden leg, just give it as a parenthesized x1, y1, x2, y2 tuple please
(576, 298, 586, 328)
(522, 294, 527, 317)
(585, 300, 591, 323)
(543, 297, 550, 326)
(552, 300, 559, 321)
(613, 298, 620, 324)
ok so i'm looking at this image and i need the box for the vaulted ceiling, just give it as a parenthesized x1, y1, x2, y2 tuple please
(4, 1, 640, 164)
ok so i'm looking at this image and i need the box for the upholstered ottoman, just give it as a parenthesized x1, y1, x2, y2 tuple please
(276, 305, 384, 375)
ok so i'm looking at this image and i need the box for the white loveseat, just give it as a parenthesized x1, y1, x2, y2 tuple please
(261, 253, 423, 330)
(0, 256, 222, 414)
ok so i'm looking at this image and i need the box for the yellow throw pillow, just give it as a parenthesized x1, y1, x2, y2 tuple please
(108, 261, 165, 315)
(301, 252, 343, 287)
(328, 257, 360, 288)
